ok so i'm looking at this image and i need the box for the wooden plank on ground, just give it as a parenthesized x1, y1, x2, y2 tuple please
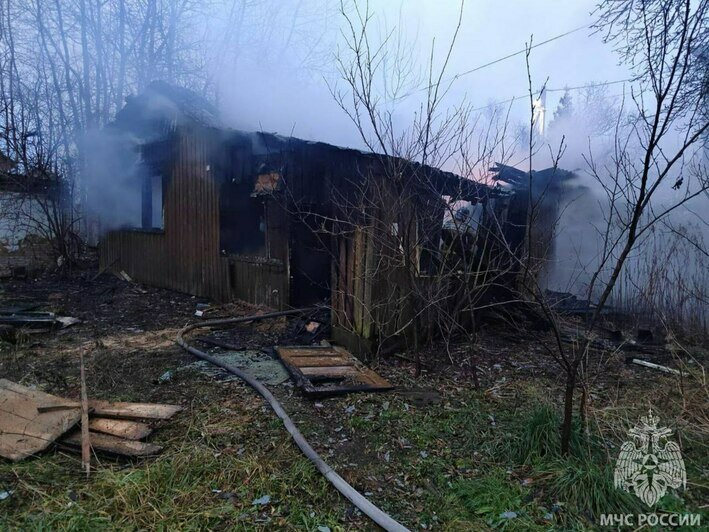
(36, 402, 82, 412)
(275, 345, 393, 396)
(88, 418, 152, 440)
(300, 366, 360, 377)
(287, 351, 343, 357)
(0, 379, 81, 462)
(331, 346, 392, 388)
(88, 400, 182, 420)
(61, 430, 162, 456)
(355, 367, 393, 388)
(286, 356, 352, 367)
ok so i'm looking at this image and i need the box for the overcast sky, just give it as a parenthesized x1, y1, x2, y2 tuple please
(207, 0, 706, 303)
(215, 0, 630, 152)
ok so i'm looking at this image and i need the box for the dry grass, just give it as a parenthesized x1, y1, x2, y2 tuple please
(1, 273, 706, 530)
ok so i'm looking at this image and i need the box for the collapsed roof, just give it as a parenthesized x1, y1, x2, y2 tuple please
(110, 81, 502, 204)
(490, 162, 576, 192)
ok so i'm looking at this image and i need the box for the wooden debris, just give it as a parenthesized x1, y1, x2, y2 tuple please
(0, 311, 80, 332)
(79, 351, 91, 477)
(61, 430, 162, 457)
(0, 379, 181, 461)
(91, 258, 119, 281)
(88, 400, 183, 420)
(0, 312, 57, 329)
(276, 345, 392, 396)
(88, 418, 152, 440)
(56, 316, 81, 328)
(36, 402, 82, 413)
(630, 358, 682, 376)
(0, 379, 80, 462)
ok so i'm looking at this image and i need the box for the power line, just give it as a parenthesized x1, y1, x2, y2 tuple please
(452, 25, 589, 81)
(547, 78, 634, 93)
(396, 24, 590, 101)
(470, 78, 634, 112)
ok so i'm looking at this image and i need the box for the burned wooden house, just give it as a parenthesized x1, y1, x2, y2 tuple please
(93, 82, 565, 353)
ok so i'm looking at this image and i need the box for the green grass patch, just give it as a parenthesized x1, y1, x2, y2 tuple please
(2, 383, 705, 530)
(0, 411, 349, 531)
(444, 470, 549, 530)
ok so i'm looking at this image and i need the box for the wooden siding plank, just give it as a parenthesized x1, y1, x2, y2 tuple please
(353, 227, 363, 334)
(362, 231, 375, 339)
(99, 125, 288, 306)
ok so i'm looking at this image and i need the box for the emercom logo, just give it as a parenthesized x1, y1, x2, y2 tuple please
(599, 411, 702, 528)
(613, 410, 686, 507)
(599, 513, 701, 528)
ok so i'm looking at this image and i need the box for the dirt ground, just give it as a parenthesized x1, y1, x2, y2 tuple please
(1, 267, 707, 530)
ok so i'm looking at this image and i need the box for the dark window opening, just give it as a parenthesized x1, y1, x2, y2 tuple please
(141, 173, 164, 230)
(220, 181, 267, 256)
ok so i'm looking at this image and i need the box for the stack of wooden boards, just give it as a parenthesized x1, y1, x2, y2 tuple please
(0, 379, 182, 462)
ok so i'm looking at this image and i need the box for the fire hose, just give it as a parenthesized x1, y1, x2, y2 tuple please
(176, 308, 409, 532)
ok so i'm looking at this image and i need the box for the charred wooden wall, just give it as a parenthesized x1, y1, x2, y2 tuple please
(330, 179, 449, 356)
(98, 115, 505, 327)
(99, 126, 287, 308)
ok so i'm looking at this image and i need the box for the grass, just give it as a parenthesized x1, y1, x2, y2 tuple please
(513, 404, 574, 462)
(1, 372, 707, 530)
(335, 388, 705, 530)
(1, 431, 346, 531)
(444, 471, 548, 530)
(0, 380, 350, 531)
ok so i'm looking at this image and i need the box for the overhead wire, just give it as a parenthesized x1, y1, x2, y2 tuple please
(469, 78, 635, 113)
(449, 25, 590, 82)
(390, 21, 634, 114)
(394, 24, 590, 101)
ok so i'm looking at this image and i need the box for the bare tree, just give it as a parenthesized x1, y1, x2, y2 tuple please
(303, 0, 525, 377)
(0, 0, 222, 256)
(513, 0, 709, 454)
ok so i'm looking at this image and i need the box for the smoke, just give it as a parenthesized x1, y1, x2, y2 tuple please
(542, 87, 708, 330)
(85, 129, 143, 233)
(78, 0, 707, 332)
(542, 87, 619, 293)
(205, 1, 359, 147)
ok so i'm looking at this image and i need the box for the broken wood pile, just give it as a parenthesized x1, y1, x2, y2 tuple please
(0, 306, 80, 340)
(558, 324, 669, 356)
(0, 379, 181, 462)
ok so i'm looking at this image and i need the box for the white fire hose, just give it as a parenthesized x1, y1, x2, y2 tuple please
(176, 308, 409, 532)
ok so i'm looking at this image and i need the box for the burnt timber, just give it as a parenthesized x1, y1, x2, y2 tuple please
(95, 82, 568, 355)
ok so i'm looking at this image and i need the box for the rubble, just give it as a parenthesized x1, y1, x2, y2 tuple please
(0, 307, 81, 334)
(0, 378, 182, 462)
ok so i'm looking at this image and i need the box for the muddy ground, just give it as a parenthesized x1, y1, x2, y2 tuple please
(0, 268, 706, 530)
